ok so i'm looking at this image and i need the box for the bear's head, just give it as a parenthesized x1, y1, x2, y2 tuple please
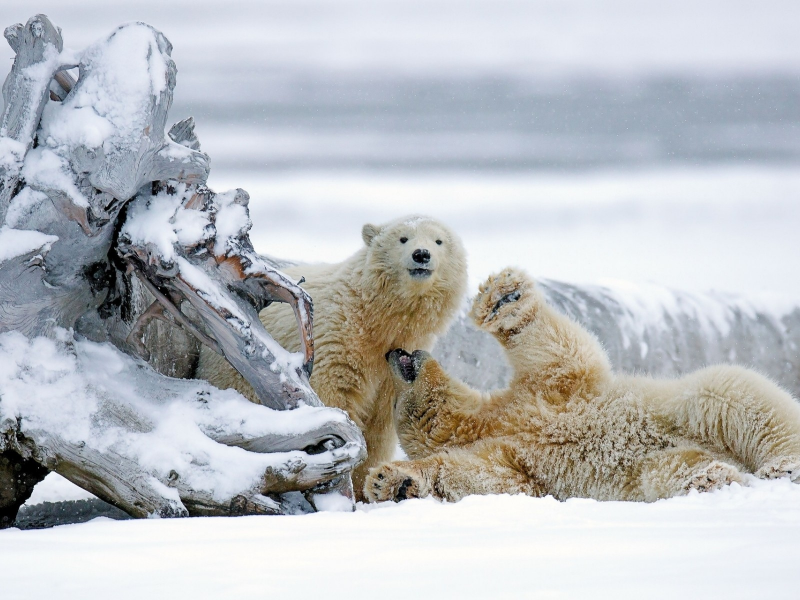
(360, 215, 467, 332)
(362, 215, 466, 290)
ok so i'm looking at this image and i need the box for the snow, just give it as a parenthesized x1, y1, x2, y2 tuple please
(121, 183, 203, 261)
(120, 184, 309, 380)
(24, 473, 96, 505)
(4, 186, 49, 228)
(0, 137, 26, 174)
(39, 102, 114, 150)
(20, 147, 88, 207)
(212, 189, 251, 256)
(42, 23, 170, 153)
(0, 225, 58, 263)
(7, 478, 800, 599)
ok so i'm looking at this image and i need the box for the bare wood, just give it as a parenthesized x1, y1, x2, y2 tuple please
(1, 15, 65, 143)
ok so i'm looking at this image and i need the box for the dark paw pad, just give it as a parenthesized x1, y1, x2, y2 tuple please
(395, 477, 414, 501)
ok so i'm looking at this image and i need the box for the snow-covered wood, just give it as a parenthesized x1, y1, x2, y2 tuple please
(0, 15, 365, 526)
(0, 332, 364, 519)
(0, 15, 74, 225)
(435, 279, 800, 398)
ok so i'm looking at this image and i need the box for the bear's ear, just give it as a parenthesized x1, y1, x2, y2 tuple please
(362, 223, 381, 246)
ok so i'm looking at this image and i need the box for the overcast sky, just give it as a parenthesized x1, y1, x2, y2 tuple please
(3, 1, 800, 77)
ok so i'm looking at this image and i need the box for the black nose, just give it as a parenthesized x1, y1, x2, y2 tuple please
(412, 249, 430, 264)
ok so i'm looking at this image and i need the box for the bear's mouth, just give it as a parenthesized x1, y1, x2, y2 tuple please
(408, 268, 433, 279)
(386, 348, 419, 383)
(487, 290, 521, 321)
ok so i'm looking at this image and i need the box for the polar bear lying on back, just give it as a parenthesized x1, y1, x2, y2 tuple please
(366, 268, 800, 503)
(198, 215, 467, 494)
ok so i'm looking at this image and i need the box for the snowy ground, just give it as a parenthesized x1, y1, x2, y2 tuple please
(3, 1, 800, 597)
(7, 477, 800, 599)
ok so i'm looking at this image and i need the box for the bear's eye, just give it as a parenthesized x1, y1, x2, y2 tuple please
(436, 239, 442, 245)
(400, 237, 408, 244)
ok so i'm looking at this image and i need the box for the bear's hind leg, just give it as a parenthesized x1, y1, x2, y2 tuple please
(364, 442, 542, 503)
(636, 446, 745, 501)
(666, 366, 800, 481)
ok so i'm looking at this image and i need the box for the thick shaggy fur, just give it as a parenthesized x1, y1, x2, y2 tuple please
(365, 268, 800, 503)
(198, 216, 467, 494)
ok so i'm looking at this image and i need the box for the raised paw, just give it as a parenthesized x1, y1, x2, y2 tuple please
(469, 267, 533, 330)
(363, 462, 429, 503)
(684, 460, 744, 493)
(755, 457, 800, 483)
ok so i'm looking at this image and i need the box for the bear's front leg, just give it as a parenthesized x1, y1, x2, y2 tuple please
(470, 268, 612, 401)
(364, 443, 543, 503)
(387, 349, 496, 458)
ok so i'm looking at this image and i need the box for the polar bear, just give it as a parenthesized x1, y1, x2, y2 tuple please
(198, 215, 467, 494)
(365, 268, 800, 503)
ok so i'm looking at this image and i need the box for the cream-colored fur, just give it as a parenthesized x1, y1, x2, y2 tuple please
(365, 268, 800, 503)
(197, 216, 467, 495)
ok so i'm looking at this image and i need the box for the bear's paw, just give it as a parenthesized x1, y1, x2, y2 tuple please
(684, 460, 744, 493)
(755, 457, 800, 483)
(470, 267, 532, 330)
(364, 463, 428, 503)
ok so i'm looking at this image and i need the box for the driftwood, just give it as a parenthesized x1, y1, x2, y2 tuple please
(0, 15, 365, 527)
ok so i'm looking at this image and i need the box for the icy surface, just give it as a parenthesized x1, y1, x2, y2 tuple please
(7, 478, 800, 599)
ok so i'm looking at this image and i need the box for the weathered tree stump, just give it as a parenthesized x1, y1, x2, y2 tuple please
(0, 15, 365, 526)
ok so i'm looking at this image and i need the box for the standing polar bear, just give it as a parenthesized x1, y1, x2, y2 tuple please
(365, 268, 800, 503)
(198, 216, 467, 494)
